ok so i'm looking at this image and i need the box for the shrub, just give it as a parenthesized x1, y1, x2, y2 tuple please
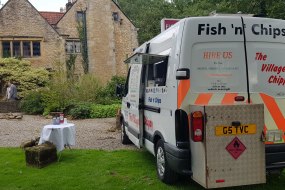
(96, 97, 121, 105)
(90, 104, 121, 118)
(68, 103, 92, 119)
(68, 103, 120, 119)
(20, 91, 45, 114)
(39, 70, 78, 115)
(0, 58, 49, 98)
(99, 76, 126, 98)
(15, 63, 125, 117)
(74, 74, 103, 102)
(41, 89, 64, 116)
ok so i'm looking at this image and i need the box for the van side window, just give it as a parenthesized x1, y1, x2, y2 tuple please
(146, 64, 155, 87)
(147, 58, 168, 87)
(124, 67, 131, 96)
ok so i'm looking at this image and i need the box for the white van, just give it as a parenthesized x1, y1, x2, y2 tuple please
(117, 16, 285, 188)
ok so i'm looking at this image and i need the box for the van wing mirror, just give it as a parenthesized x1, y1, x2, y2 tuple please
(176, 68, 190, 80)
(116, 84, 125, 98)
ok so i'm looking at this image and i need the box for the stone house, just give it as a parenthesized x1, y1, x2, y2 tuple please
(0, 0, 138, 85)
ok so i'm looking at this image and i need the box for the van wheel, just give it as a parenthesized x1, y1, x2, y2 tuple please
(155, 140, 178, 184)
(121, 122, 131, 144)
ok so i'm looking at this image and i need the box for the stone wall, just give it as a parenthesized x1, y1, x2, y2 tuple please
(0, 101, 20, 113)
(57, 0, 138, 83)
(111, 2, 138, 77)
(0, 0, 64, 69)
(56, 0, 86, 75)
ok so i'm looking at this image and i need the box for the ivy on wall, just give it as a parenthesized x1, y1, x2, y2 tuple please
(66, 54, 77, 79)
(77, 10, 89, 74)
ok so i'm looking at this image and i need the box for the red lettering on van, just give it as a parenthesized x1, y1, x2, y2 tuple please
(144, 117, 153, 130)
(203, 51, 232, 60)
(129, 113, 139, 126)
(255, 52, 267, 61)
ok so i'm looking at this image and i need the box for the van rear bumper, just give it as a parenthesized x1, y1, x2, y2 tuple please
(164, 143, 192, 175)
(266, 144, 285, 170)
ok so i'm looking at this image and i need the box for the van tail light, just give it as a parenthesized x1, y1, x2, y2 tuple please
(234, 96, 245, 102)
(191, 111, 204, 142)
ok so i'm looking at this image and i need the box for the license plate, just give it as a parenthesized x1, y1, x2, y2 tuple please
(215, 124, 256, 136)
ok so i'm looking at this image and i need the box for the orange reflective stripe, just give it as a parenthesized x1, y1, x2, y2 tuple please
(221, 93, 238, 105)
(195, 93, 213, 105)
(177, 79, 190, 108)
(260, 93, 285, 141)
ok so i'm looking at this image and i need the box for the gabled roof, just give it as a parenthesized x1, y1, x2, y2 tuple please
(56, 0, 136, 28)
(111, 0, 136, 27)
(54, 1, 77, 25)
(0, 0, 61, 36)
(40, 12, 64, 25)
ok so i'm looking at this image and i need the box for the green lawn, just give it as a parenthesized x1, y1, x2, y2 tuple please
(0, 148, 285, 190)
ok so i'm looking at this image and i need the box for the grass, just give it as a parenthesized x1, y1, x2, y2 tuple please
(0, 148, 285, 190)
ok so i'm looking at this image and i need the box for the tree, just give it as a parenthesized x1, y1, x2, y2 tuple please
(119, 0, 176, 44)
(118, 0, 285, 44)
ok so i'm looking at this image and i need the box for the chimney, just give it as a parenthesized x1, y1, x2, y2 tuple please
(66, 0, 73, 11)
(60, 7, 64, 13)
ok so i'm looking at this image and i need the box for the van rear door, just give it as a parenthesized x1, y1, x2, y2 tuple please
(180, 17, 249, 106)
(243, 17, 285, 144)
(182, 16, 285, 170)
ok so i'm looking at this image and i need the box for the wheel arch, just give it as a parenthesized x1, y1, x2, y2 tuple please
(153, 131, 165, 153)
(120, 115, 124, 125)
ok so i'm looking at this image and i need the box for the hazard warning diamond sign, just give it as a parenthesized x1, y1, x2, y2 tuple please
(226, 137, 246, 159)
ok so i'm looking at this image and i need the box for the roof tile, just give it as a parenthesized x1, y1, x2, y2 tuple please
(40, 12, 64, 25)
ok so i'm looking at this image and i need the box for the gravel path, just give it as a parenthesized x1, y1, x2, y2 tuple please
(0, 115, 135, 150)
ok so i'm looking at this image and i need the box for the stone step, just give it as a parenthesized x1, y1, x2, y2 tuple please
(0, 101, 20, 113)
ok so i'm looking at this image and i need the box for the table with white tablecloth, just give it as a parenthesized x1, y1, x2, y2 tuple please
(39, 123, 76, 152)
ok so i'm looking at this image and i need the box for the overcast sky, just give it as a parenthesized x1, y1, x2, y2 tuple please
(1, 0, 67, 12)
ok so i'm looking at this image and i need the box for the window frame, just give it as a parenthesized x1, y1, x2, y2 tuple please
(12, 41, 21, 57)
(65, 40, 81, 54)
(23, 41, 31, 58)
(1, 40, 41, 58)
(32, 41, 41, 57)
(112, 12, 120, 22)
(2, 41, 11, 58)
(125, 53, 169, 87)
(76, 11, 84, 22)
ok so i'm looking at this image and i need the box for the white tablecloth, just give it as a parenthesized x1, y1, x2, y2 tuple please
(39, 123, 76, 152)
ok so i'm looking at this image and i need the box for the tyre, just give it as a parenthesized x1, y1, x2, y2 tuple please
(155, 140, 178, 184)
(121, 122, 131, 144)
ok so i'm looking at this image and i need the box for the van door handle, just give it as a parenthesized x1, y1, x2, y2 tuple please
(127, 102, 130, 108)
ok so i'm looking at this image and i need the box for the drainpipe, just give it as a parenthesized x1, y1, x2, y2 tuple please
(82, 10, 89, 73)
